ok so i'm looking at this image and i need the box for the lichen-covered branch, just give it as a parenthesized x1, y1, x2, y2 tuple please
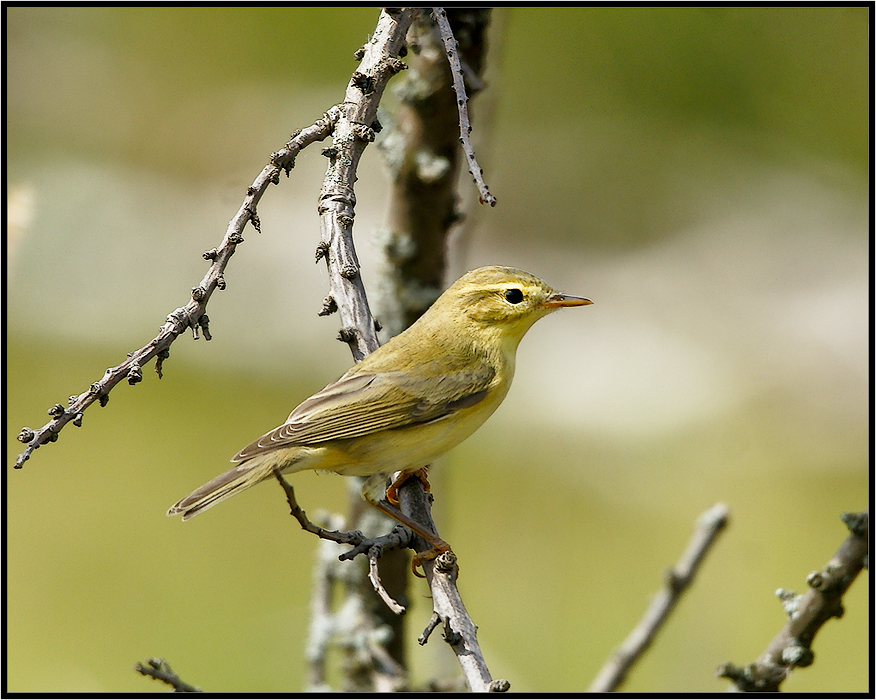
(374, 8, 492, 336)
(314, 9, 414, 360)
(276, 474, 411, 692)
(717, 510, 869, 692)
(15, 6, 500, 693)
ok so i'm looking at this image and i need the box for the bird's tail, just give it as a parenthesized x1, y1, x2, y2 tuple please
(167, 459, 277, 521)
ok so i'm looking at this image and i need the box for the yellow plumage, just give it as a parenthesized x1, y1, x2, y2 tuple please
(167, 266, 591, 521)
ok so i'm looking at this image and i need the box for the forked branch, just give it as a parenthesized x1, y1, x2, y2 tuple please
(15, 7, 499, 693)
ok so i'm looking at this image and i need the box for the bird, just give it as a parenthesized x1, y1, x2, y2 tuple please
(168, 266, 591, 564)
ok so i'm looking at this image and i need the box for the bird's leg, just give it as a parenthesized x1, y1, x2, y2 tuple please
(362, 472, 451, 577)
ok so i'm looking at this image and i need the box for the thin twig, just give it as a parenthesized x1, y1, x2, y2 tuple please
(13, 110, 339, 470)
(369, 552, 407, 615)
(274, 469, 412, 562)
(274, 469, 367, 547)
(589, 503, 731, 692)
(431, 7, 497, 207)
(374, 9, 492, 335)
(135, 658, 200, 692)
(418, 612, 442, 645)
(717, 510, 869, 692)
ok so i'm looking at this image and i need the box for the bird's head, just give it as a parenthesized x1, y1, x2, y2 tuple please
(435, 266, 592, 348)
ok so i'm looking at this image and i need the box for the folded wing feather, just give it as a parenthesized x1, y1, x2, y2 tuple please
(233, 366, 495, 462)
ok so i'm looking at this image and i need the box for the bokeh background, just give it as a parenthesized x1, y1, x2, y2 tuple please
(6, 7, 869, 693)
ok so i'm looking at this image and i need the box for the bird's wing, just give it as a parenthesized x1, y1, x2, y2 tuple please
(232, 365, 496, 462)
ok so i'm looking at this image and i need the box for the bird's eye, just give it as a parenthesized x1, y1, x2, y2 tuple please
(504, 288, 524, 304)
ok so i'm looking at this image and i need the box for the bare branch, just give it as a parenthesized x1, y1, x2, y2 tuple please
(305, 9, 501, 691)
(20, 7, 498, 692)
(274, 469, 412, 565)
(590, 503, 731, 693)
(717, 510, 869, 692)
(431, 7, 497, 207)
(397, 476, 509, 693)
(303, 14, 420, 687)
(13, 109, 339, 470)
(135, 658, 200, 692)
(316, 9, 416, 360)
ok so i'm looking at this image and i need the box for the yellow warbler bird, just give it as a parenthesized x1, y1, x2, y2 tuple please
(168, 266, 591, 549)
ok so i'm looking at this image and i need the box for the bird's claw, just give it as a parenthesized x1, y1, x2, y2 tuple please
(386, 467, 431, 505)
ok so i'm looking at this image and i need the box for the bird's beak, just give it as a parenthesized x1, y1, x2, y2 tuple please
(542, 293, 593, 309)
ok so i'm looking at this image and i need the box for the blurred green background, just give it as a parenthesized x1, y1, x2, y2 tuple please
(6, 7, 868, 693)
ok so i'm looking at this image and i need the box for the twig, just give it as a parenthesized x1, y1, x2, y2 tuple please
(13, 109, 339, 470)
(431, 7, 497, 207)
(369, 553, 407, 615)
(274, 469, 412, 565)
(418, 612, 442, 645)
(274, 469, 368, 547)
(717, 510, 869, 692)
(135, 658, 200, 692)
(589, 503, 731, 693)
(21, 6, 494, 691)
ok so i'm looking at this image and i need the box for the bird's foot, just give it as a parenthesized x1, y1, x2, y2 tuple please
(386, 467, 431, 505)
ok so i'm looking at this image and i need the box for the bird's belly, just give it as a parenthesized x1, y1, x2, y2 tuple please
(317, 405, 496, 477)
